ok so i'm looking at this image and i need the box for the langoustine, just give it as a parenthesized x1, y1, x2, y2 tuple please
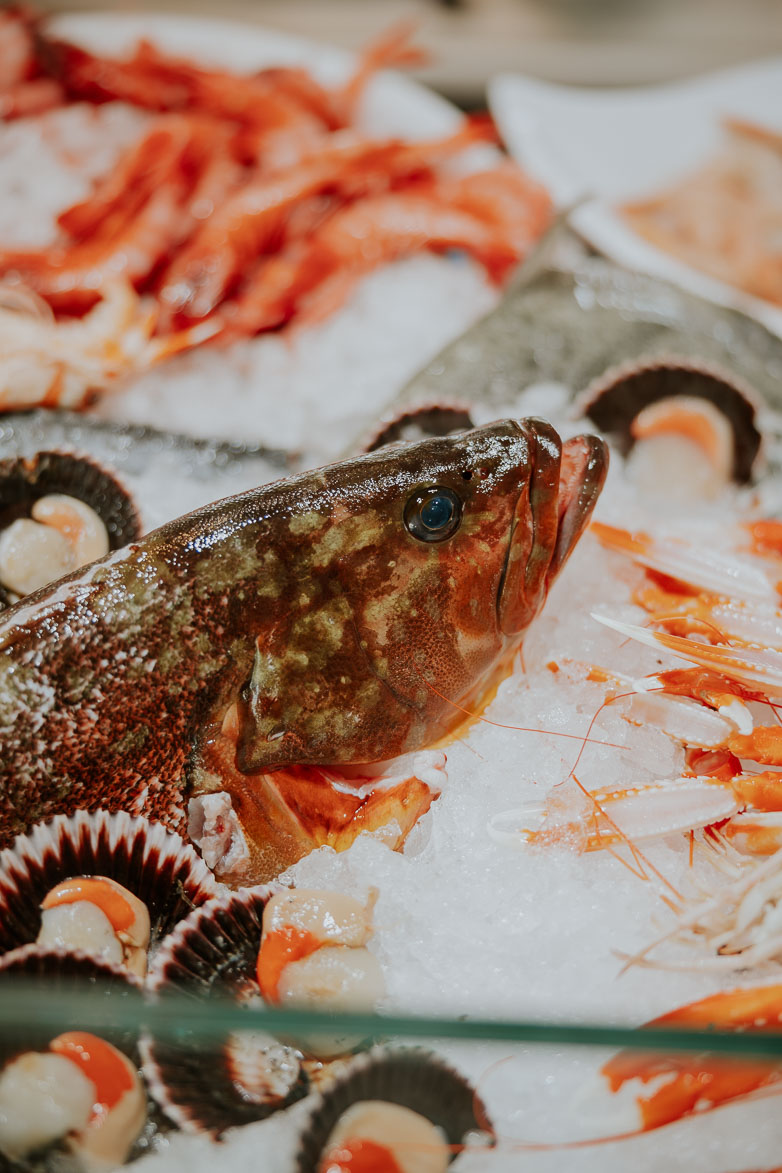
(515, 512, 782, 863)
(0, 420, 607, 884)
(580, 984, 782, 1138)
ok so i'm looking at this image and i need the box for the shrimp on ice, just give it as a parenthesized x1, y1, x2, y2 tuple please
(579, 985, 782, 1136)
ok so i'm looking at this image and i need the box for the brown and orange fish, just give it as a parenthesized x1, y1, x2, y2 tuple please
(0, 419, 606, 883)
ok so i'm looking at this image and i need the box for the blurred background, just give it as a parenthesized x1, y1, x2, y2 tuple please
(31, 0, 782, 107)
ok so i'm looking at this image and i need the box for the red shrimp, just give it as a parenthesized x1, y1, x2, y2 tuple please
(0, 78, 64, 120)
(47, 22, 424, 130)
(47, 37, 196, 111)
(218, 174, 530, 339)
(0, 117, 235, 313)
(0, 7, 65, 119)
(157, 120, 495, 325)
(0, 6, 37, 92)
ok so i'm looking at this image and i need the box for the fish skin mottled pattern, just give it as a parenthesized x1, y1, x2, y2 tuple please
(0, 420, 606, 851)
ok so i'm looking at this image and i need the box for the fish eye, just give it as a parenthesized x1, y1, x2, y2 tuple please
(404, 486, 462, 543)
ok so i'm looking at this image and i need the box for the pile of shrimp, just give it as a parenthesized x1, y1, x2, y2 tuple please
(520, 516, 782, 934)
(0, 8, 551, 409)
(500, 515, 782, 1152)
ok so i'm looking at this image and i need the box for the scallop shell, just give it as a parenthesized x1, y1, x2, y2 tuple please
(575, 356, 764, 483)
(295, 1046, 495, 1172)
(0, 810, 218, 961)
(360, 403, 475, 453)
(0, 945, 165, 1168)
(0, 451, 139, 547)
(0, 944, 141, 1064)
(142, 886, 309, 1137)
(0, 450, 140, 608)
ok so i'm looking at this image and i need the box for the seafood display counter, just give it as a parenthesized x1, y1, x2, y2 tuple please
(3, 973, 782, 1172)
(2, 7, 782, 1173)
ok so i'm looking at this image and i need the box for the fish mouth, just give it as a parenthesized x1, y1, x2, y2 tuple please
(498, 420, 608, 635)
(550, 430, 609, 583)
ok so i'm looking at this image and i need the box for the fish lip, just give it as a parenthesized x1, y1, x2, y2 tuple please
(498, 421, 608, 635)
(549, 431, 609, 585)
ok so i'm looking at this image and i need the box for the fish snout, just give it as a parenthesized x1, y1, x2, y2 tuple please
(549, 431, 609, 585)
(498, 420, 608, 635)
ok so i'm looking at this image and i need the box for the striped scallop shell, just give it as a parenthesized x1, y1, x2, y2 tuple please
(0, 810, 218, 961)
(141, 886, 309, 1137)
(0, 450, 140, 609)
(575, 355, 765, 483)
(295, 1046, 495, 1172)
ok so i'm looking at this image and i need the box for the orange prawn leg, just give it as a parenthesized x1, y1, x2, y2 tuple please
(685, 746, 742, 781)
(655, 667, 763, 708)
(721, 813, 782, 855)
(600, 985, 782, 1132)
(331, 21, 429, 125)
(632, 583, 715, 636)
(700, 770, 782, 854)
(728, 726, 782, 765)
(724, 771, 782, 812)
(746, 520, 782, 559)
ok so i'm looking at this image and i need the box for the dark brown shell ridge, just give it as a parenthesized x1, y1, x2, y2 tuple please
(0, 810, 218, 959)
(295, 1046, 495, 1172)
(576, 355, 764, 482)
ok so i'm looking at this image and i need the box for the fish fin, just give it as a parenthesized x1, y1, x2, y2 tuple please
(188, 702, 438, 884)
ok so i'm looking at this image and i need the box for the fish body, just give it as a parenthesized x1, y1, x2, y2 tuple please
(396, 231, 782, 416)
(0, 419, 606, 880)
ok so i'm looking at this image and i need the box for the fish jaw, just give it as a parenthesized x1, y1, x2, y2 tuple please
(498, 423, 608, 635)
(188, 741, 446, 885)
(550, 432, 609, 584)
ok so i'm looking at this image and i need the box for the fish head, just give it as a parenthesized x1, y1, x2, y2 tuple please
(339, 417, 607, 744)
(236, 418, 607, 771)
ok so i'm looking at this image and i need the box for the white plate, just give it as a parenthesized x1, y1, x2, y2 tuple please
(489, 59, 782, 338)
